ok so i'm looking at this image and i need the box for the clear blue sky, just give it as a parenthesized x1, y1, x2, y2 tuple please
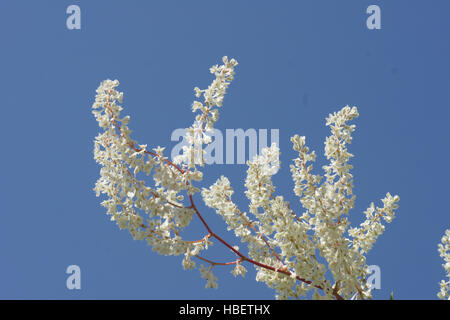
(0, 0, 449, 299)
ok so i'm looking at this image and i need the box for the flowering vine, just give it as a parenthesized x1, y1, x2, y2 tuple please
(92, 56, 406, 300)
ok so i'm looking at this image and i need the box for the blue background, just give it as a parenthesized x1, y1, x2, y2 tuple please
(0, 0, 449, 299)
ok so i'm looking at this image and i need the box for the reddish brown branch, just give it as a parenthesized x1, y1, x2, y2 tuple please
(226, 195, 284, 266)
(194, 255, 241, 266)
(101, 89, 344, 300)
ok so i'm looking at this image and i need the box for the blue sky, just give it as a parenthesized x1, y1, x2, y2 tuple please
(0, 0, 449, 299)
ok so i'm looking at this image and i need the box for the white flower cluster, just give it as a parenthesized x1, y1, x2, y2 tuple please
(438, 229, 450, 300)
(174, 56, 238, 169)
(92, 57, 405, 299)
(92, 79, 199, 258)
(282, 106, 400, 299)
(199, 264, 218, 289)
(92, 58, 237, 290)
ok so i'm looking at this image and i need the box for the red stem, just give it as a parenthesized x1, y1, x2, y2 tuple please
(102, 89, 344, 300)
